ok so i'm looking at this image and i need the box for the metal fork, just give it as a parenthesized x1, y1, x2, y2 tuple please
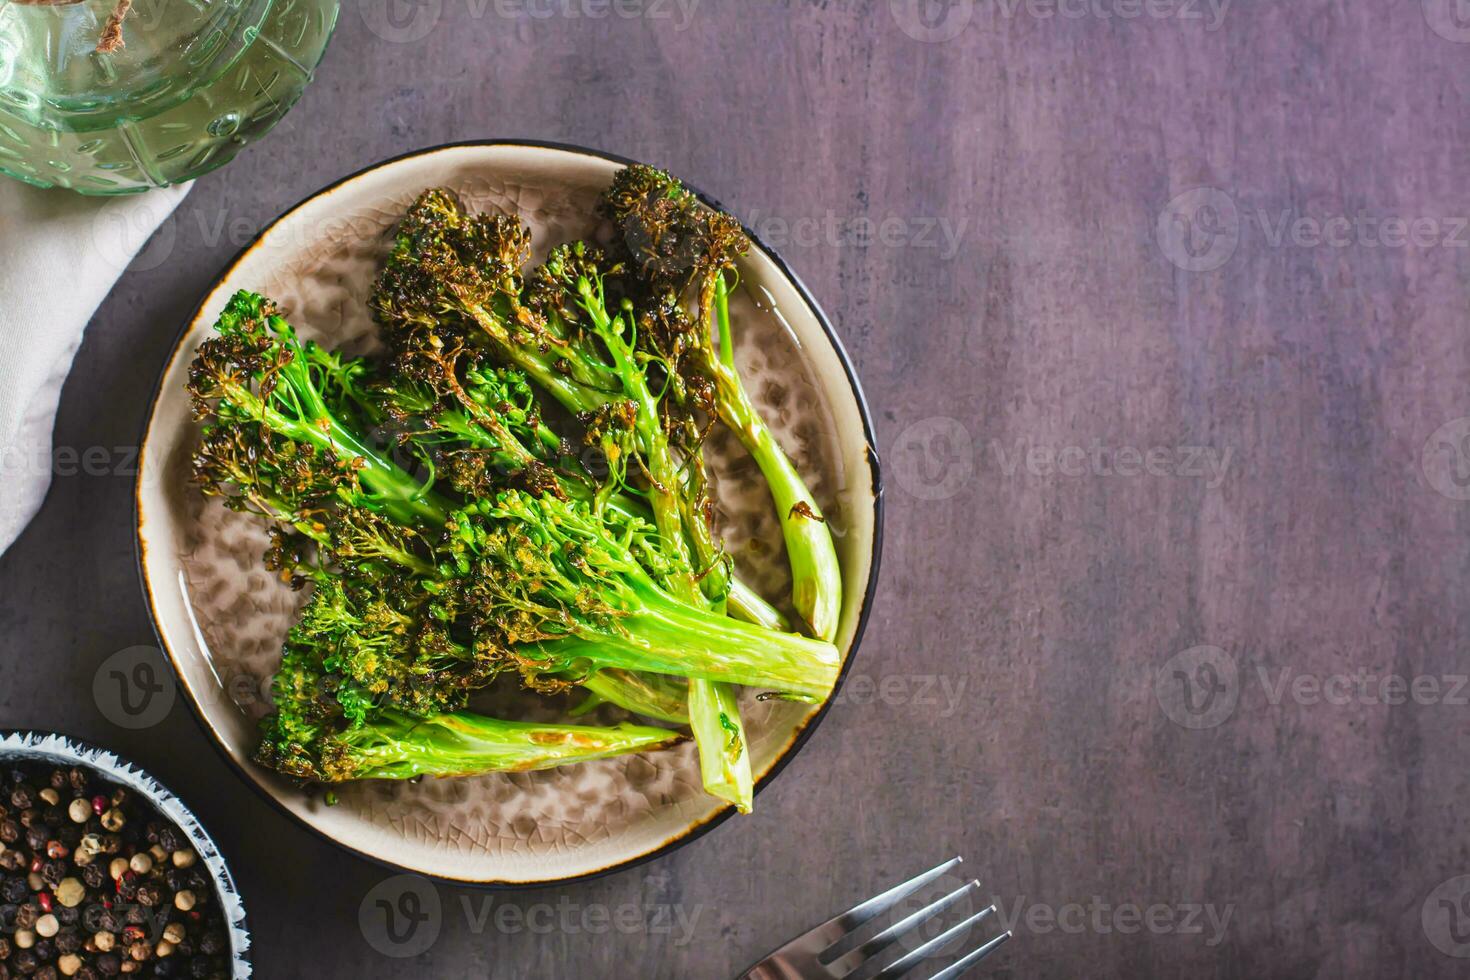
(738, 858, 1012, 980)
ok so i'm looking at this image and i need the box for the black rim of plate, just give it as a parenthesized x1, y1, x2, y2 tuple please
(133, 139, 886, 888)
(0, 730, 252, 976)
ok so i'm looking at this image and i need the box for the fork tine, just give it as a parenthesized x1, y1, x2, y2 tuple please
(923, 931, 1012, 980)
(869, 904, 996, 979)
(802, 857, 964, 949)
(826, 879, 981, 976)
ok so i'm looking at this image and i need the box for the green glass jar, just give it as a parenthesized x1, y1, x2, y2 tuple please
(0, 0, 339, 194)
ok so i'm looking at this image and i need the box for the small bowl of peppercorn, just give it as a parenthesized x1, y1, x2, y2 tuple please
(0, 733, 249, 979)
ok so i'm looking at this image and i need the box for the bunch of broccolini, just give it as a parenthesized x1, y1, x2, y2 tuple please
(188, 167, 843, 811)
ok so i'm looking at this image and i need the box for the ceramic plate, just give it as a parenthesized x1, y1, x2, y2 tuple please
(0, 731, 251, 976)
(135, 141, 882, 884)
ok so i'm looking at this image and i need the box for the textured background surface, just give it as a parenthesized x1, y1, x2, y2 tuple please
(3, 1, 1470, 976)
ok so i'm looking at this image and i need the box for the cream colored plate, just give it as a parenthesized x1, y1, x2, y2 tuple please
(136, 143, 882, 884)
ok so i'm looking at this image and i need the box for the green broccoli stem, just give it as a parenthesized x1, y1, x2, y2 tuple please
(530, 595, 840, 702)
(215, 366, 447, 527)
(712, 275, 843, 643)
(576, 281, 756, 811)
(458, 297, 611, 411)
(729, 578, 789, 631)
(688, 677, 754, 813)
(323, 709, 683, 781)
(580, 670, 690, 724)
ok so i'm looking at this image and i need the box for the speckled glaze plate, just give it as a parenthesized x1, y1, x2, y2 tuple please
(135, 142, 882, 885)
(0, 732, 251, 977)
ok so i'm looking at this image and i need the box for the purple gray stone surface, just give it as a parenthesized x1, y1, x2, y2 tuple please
(3, 1, 1470, 976)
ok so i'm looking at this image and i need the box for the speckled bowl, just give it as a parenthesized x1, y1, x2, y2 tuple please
(0, 732, 251, 977)
(135, 141, 883, 885)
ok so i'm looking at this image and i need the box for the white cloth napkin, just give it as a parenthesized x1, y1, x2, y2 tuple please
(0, 179, 191, 556)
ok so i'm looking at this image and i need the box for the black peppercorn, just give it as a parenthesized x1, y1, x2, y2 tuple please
(197, 933, 223, 956)
(13, 904, 37, 930)
(80, 864, 105, 890)
(22, 828, 45, 852)
(9, 787, 33, 811)
(26, 943, 48, 964)
(94, 953, 120, 976)
(10, 950, 36, 975)
(134, 884, 162, 908)
(74, 968, 97, 980)
(53, 907, 75, 928)
(1, 878, 26, 903)
(156, 828, 183, 854)
(122, 907, 145, 927)
(66, 771, 87, 796)
(39, 862, 64, 888)
(32, 968, 55, 980)
(0, 821, 16, 845)
(0, 937, 9, 959)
